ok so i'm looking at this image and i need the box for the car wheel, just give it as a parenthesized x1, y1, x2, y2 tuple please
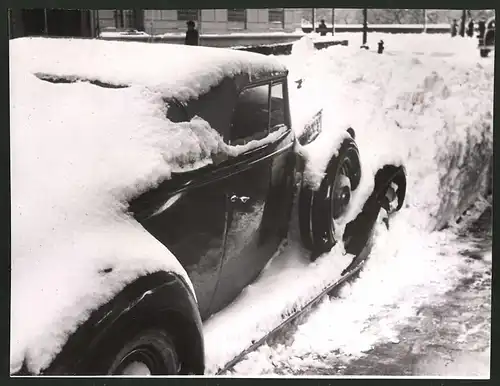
(299, 138, 361, 259)
(102, 329, 180, 376)
(480, 48, 490, 57)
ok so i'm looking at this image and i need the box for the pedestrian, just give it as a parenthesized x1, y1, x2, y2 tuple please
(318, 19, 328, 36)
(450, 19, 458, 37)
(466, 19, 474, 37)
(377, 40, 384, 54)
(477, 19, 486, 39)
(458, 16, 465, 37)
(185, 20, 199, 46)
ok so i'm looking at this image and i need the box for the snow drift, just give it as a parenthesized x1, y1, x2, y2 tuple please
(283, 33, 494, 231)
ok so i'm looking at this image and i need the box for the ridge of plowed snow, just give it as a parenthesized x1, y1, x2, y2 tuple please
(204, 33, 493, 375)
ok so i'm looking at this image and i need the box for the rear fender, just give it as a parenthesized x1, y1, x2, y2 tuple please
(43, 271, 204, 375)
(342, 164, 406, 256)
(372, 164, 407, 213)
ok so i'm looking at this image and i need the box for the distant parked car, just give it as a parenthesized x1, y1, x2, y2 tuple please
(478, 17, 495, 57)
(10, 38, 406, 376)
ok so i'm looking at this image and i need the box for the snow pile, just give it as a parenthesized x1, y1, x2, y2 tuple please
(230, 210, 491, 376)
(9, 38, 287, 375)
(281, 33, 494, 230)
(11, 37, 286, 102)
(204, 33, 493, 375)
(207, 207, 490, 375)
(291, 35, 315, 57)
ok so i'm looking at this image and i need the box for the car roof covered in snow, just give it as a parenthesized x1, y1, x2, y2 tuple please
(10, 37, 287, 102)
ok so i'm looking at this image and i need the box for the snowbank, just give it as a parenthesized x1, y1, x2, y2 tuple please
(204, 33, 494, 374)
(9, 38, 288, 375)
(231, 213, 491, 376)
(283, 32, 494, 231)
(11, 37, 286, 102)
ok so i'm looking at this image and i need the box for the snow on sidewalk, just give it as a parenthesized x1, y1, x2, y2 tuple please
(230, 204, 491, 377)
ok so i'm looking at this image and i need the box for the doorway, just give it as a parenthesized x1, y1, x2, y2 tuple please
(20, 9, 92, 37)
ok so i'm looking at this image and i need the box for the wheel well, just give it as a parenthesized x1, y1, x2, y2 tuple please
(78, 306, 204, 375)
(107, 308, 204, 375)
(43, 272, 205, 376)
(148, 309, 204, 375)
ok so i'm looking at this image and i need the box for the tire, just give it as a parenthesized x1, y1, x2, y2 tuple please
(98, 329, 180, 375)
(299, 138, 361, 259)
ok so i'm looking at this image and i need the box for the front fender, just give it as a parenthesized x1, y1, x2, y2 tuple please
(296, 128, 358, 191)
(42, 271, 204, 375)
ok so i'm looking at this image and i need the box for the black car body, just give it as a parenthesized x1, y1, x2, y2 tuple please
(11, 38, 406, 376)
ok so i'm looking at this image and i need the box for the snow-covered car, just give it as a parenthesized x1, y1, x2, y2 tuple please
(478, 17, 495, 57)
(10, 37, 406, 376)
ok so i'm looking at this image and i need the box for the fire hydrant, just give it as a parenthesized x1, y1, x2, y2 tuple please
(377, 40, 385, 54)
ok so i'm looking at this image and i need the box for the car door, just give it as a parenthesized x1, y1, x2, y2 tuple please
(132, 176, 228, 321)
(208, 80, 296, 315)
(129, 97, 231, 322)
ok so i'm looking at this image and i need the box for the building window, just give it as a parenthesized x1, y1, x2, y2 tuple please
(269, 8, 285, 26)
(124, 10, 134, 28)
(113, 10, 137, 29)
(177, 9, 198, 21)
(114, 10, 124, 28)
(227, 9, 246, 23)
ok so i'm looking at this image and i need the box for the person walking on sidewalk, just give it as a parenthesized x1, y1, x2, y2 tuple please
(185, 20, 199, 46)
(450, 19, 458, 37)
(317, 19, 328, 36)
(466, 19, 475, 37)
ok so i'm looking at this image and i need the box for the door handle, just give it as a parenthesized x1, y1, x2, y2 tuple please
(230, 194, 250, 204)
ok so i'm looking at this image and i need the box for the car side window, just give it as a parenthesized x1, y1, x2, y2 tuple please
(165, 99, 189, 123)
(270, 82, 286, 132)
(184, 77, 237, 140)
(229, 84, 270, 146)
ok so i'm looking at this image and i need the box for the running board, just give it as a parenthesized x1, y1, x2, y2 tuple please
(214, 259, 367, 375)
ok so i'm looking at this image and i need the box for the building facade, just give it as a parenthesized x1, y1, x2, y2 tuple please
(97, 9, 303, 35)
(9, 8, 303, 39)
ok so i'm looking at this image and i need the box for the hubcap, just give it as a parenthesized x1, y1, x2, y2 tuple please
(332, 163, 352, 220)
(113, 348, 160, 376)
(121, 362, 152, 376)
(383, 182, 399, 214)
